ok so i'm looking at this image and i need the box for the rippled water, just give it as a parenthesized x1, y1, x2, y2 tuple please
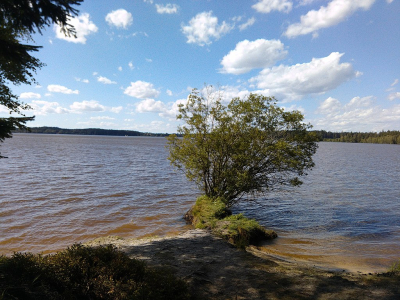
(0, 134, 198, 254)
(1, 134, 399, 272)
(235, 142, 400, 272)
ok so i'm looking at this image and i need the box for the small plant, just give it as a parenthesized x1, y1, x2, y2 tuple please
(0, 244, 191, 299)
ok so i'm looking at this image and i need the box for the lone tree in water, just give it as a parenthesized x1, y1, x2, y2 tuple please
(167, 88, 319, 208)
(0, 0, 83, 158)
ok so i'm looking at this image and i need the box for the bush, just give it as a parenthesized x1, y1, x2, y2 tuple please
(0, 244, 191, 300)
(186, 196, 277, 248)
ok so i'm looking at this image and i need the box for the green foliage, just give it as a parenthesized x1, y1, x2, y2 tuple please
(188, 196, 277, 248)
(0, 0, 83, 158)
(0, 244, 191, 300)
(168, 87, 318, 207)
(314, 130, 400, 144)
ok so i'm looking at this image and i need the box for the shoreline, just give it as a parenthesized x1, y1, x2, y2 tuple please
(85, 229, 399, 299)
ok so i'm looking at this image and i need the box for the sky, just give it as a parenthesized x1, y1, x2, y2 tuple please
(3, 0, 400, 133)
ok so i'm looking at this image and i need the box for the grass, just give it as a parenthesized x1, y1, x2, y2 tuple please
(187, 195, 277, 248)
(0, 244, 191, 300)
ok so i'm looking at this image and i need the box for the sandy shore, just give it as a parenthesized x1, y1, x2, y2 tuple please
(86, 229, 399, 299)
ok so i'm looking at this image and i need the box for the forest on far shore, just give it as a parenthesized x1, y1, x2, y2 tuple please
(314, 130, 400, 144)
(13, 127, 400, 145)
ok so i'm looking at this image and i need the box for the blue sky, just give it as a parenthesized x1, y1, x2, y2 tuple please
(3, 0, 400, 133)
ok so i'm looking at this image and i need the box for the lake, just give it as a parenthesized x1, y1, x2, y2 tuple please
(1, 134, 399, 272)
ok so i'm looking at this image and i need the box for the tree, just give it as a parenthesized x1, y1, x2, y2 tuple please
(0, 0, 83, 158)
(167, 88, 319, 208)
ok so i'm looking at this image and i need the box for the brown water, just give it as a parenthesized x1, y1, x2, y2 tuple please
(1, 134, 399, 273)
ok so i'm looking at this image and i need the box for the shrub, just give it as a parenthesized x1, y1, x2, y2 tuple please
(186, 196, 277, 248)
(0, 244, 191, 300)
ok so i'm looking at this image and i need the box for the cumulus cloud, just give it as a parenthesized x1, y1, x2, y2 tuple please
(30, 100, 70, 115)
(136, 99, 166, 113)
(97, 76, 117, 84)
(20, 92, 41, 99)
(239, 17, 256, 31)
(284, 0, 375, 38)
(156, 3, 179, 14)
(252, 0, 293, 14)
(388, 92, 400, 101)
(249, 52, 357, 101)
(47, 84, 79, 94)
(159, 99, 187, 119)
(70, 100, 106, 112)
(181, 11, 233, 46)
(124, 81, 160, 99)
(128, 61, 134, 70)
(220, 39, 287, 75)
(106, 9, 133, 29)
(313, 96, 400, 132)
(54, 13, 98, 44)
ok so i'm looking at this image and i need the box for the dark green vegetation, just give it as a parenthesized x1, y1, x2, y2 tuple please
(314, 130, 400, 144)
(0, 0, 83, 158)
(167, 89, 318, 208)
(0, 244, 191, 300)
(186, 196, 277, 249)
(14, 126, 170, 137)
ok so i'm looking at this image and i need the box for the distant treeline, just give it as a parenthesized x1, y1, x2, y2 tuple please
(14, 127, 170, 137)
(313, 130, 400, 144)
(13, 127, 400, 144)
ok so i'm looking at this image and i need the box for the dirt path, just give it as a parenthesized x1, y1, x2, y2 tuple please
(86, 229, 400, 299)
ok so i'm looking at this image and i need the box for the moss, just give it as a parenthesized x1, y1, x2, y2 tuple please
(186, 196, 277, 248)
(0, 244, 192, 300)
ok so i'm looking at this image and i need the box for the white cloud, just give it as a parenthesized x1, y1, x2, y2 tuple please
(284, 0, 375, 38)
(388, 92, 400, 101)
(239, 17, 256, 31)
(166, 89, 173, 96)
(124, 81, 160, 99)
(128, 61, 134, 70)
(144, 0, 153, 3)
(47, 84, 79, 94)
(146, 58, 153, 63)
(75, 77, 89, 83)
(30, 100, 70, 115)
(387, 0, 394, 3)
(313, 96, 400, 132)
(252, 0, 293, 14)
(97, 76, 117, 84)
(155, 4, 179, 14)
(159, 99, 187, 119)
(249, 52, 357, 101)
(118, 66, 122, 71)
(136, 99, 166, 113)
(110, 106, 123, 113)
(70, 100, 105, 112)
(54, 13, 98, 44)
(316, 97, 342, 114)
(220, 39, 287, 75)
(106, 9, 133, 29)
(20, 92, 41, 99)
(390, 79, 399, 87)
(90, 116, 115, 120)
(181, 11, 234, 46)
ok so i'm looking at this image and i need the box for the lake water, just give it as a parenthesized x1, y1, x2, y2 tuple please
(1, 134, 399, 273)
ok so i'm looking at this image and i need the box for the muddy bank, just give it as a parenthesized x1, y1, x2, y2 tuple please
(86, 229, 399, 299)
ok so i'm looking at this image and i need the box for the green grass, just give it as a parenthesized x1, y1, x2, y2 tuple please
(0, 244, 191, 300)
(188, 195, 277, 248)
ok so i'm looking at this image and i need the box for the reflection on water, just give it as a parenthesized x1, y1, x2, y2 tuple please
(1, 135, 399, 272)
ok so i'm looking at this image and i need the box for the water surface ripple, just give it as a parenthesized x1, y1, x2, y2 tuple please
(1, 135, 399, 272)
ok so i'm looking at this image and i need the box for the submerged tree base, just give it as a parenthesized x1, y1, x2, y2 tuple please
(185, 196, 277, 248)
